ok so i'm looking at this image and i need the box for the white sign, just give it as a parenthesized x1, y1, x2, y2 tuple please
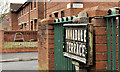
(73, 3, 83, 8)
(67, 3, 71, 9)
(63, 52, 86, 64)
(66, 42, 86, 57)
(63, 24, 88, 64)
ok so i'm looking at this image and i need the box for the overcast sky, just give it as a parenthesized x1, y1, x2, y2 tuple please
(6, 0, 120, 3)
(7, 0, 27, 3)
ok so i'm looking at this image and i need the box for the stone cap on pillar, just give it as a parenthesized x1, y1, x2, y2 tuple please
(39, 17, 55, 25)
(81, 5, 113, 17)
(72, 12, 89, 23)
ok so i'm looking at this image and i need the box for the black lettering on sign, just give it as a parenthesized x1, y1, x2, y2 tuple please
(63, 24, 88, 64)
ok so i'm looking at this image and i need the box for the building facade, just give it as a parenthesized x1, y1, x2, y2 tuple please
(45, 2, 119, 18)
(10, 1, 119, 31)
(10, 1, 44, 31)
(10, 3, 22, 30)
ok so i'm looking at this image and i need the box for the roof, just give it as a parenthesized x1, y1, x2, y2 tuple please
(10, 0, 32, 13)
(17, 2, 30, 13)
(10, 3, 23, 12)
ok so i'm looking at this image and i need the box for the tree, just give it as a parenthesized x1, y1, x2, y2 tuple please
(0, 0, 9, 29)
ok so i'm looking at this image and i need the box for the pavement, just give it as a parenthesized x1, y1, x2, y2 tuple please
(1, 52, 38, 62)
(0, 57, 38, 62)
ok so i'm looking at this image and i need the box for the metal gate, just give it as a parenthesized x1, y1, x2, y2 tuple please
(105, 8, 120, 71)
(54, 24, 76, 71)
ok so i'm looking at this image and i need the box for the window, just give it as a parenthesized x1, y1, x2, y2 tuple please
(28, 5, 29, 12)
(25, 23, 27, 26)
(31, 2, 32, 10)
(22, 10, 23, 15)
(20, 24, 23, 29)
(48, 0, 51, 1)
(61, 11, 65, 17)
(54, 13, 58, 18)
(31, 21, 33, 30)
(34, 0, 36, 8)
(24, 23, 27, 30)
(49, 14, 52, 17)
(34, 19, 37, 31)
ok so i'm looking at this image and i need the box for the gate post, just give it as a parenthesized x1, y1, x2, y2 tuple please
(0, 29, 4, 49)
(38, 18, 55, 70)
(91, 17, 107, 71)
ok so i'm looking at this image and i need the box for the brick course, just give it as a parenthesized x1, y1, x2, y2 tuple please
(0, 47, 38, 53)
(4, 31, 37, 42)
(0, 30, 4, 49)
(91, 18, 108, 71)
(38, 17, 55, 70)
(46, 2, 118, 18)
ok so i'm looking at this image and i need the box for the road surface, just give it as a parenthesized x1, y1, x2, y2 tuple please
(1, 60, 38, 70)
(0, 52, 38, 71)
(2, 52, 38, 60)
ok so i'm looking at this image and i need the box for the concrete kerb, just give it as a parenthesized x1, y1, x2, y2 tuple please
(0, 57, 38, 63)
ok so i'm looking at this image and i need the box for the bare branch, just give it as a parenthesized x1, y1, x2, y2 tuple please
(0, 0, 9, 22)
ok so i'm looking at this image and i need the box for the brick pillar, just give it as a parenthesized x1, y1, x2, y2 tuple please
(0, 30, 4, 49)
(38, 18, 55, 70)
(90, 17, 107, 71)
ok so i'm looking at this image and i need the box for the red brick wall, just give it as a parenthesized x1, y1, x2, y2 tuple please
(38, 2, 44, 19)
(46, 2, 118, 18)
(4, 31, 37, 42)
(89, 18, 107, 71)
(89, 17, 119, 71)
(38, 17, 108, 71)
(0, 30, 4, 49)
(37, 17, 119, 71)
(1, 47, 38, 53)
(11, 13, 19, 30)
(38, 17, 109, 71)
(38, 2, 119, 71)
(38, 18, 55, 70)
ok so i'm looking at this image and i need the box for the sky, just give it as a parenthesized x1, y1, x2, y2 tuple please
(5, 0, 120, 3)
(7, 0, 27, 3)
